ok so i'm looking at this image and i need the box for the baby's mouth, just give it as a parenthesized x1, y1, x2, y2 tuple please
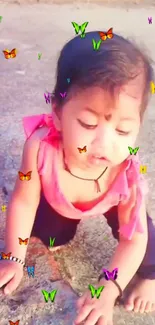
(88, 155, 110, 166)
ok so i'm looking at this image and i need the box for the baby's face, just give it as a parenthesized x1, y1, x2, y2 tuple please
(56, 86, 141, 169)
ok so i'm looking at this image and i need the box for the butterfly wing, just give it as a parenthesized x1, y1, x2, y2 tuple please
(80, 22, 88, 38)
(25, 171, 32, 181)
(112, 268, 118, 280)
(27, 266, 30, 274)
(107, 28, 113, 39)
(150, 81, 155, 93)
(1, 252, 6, 259)
(9, 320, 20, 325)
(7, 252, 11, 259)
(88, 284, 96, 298)
(24, 238, 29, 245)
(71, 22, 79, 34)
(3, 49, 11, 59)
(92, 39, 97, 50)
(31, 266, 35, 276)
(44, 93, 49, 103)
(81, 22, 88, 33)
(133, 147, 139, 155)
(82, 146, 87, 152)
(96, 40, 102, 50)
(18, 237, 23, 245)
(42, 290, 49, 302)
(49, 289, 57, 302)
(18, 171, 25, 181)
(96, 285, 104, 299)
(128, 146, 133, 155)
(10, 48, 17, 58)
(98, 32, 107, 41)
(77, 147, 82, 153)
(103, 269, 110, 280)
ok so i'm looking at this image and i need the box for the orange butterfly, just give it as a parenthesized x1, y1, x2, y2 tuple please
(98, 28, 113, 41)
(18, 238, 29, 245)
(1, 252, 11, 259)
(77, 146, 87, 153)
(18, 171, 32, 181)
(3, 48, 17, 59)
(9, 321, 20, 325)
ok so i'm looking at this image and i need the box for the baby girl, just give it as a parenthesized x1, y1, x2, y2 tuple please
(0, 31, 155, 325)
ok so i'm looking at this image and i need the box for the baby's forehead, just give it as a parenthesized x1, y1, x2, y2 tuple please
(76, 86, 142, 118)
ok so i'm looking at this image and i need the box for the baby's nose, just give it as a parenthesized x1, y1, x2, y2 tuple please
(94, 126, 113, 147)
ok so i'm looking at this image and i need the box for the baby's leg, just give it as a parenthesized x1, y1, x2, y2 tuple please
(125, 214, 155, 313)
(104, 208, 155, 313)
(31, 193, 80, 249)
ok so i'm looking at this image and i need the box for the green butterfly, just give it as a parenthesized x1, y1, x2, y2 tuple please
(41, 289, 57, 303)
(71, 22, 89, 38)
(88, 284, 105, 299)
(128, 146, 139, 155)
(92, 39, 102, 51)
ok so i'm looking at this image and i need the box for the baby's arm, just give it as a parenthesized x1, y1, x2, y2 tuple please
(99, 186, 148, 294)
(5, 131, 42, 262)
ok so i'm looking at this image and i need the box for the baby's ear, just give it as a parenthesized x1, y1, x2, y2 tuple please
(52, 103, 62, 131)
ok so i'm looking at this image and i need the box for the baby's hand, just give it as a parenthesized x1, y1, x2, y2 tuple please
(74, 282, 117, 325)
(0, 260, 24, 295)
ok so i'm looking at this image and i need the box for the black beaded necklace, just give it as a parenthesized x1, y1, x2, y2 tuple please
(63, 151, 108, 193)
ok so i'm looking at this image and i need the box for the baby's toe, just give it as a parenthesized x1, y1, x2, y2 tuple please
(124, 295, 135, 311)
(139, 300, 147, 313)
(145, 302, 152, 313)
(133, 297, 142, 312)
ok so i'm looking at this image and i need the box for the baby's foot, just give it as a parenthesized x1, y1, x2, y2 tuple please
(125, 278, 155, 313)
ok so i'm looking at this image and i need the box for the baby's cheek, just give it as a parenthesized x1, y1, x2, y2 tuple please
(113, 145, 130, 165)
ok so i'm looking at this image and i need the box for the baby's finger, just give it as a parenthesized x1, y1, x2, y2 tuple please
(84, 309, 101, 325)
(4, 273, 21, 295)
(74, 304, 93, 324)
(0, 272, 14, 290)
(97, 316, 108, 325)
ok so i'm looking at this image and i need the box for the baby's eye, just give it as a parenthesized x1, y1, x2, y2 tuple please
(116, 129, 130, 135)
(77, 119, 97, 129)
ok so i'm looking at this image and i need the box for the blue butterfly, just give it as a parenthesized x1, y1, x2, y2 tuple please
(27, 266, 35, 277)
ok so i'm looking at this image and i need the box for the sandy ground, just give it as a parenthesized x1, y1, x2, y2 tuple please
(0, 2, 155, 325)
(1, 0, 155, 7)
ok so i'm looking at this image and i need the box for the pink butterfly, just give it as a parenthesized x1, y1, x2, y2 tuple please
(103, 268, 118, 280)
(44, 92, 52, 104)
(60, 92, 66, 98)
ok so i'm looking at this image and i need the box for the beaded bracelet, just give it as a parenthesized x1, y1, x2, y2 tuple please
(9, 256, 25, 267)
(98, 273, 123, 299)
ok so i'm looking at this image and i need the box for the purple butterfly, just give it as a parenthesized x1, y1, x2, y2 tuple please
(103, 268, 118, 281)
(44, 92, 52, 104)
(148, 17, 152, 24)
(60, 92, 67, 98)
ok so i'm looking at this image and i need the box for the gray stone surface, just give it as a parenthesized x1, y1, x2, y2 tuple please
(0, 2, 155, 324)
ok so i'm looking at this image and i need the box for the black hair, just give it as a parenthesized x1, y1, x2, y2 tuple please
(53, 31, 154, 117)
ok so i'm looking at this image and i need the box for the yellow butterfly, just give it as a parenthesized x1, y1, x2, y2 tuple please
(18, 171, 32, 181)
(77, 146, 87, 153)
(3, 48, 17, 59)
